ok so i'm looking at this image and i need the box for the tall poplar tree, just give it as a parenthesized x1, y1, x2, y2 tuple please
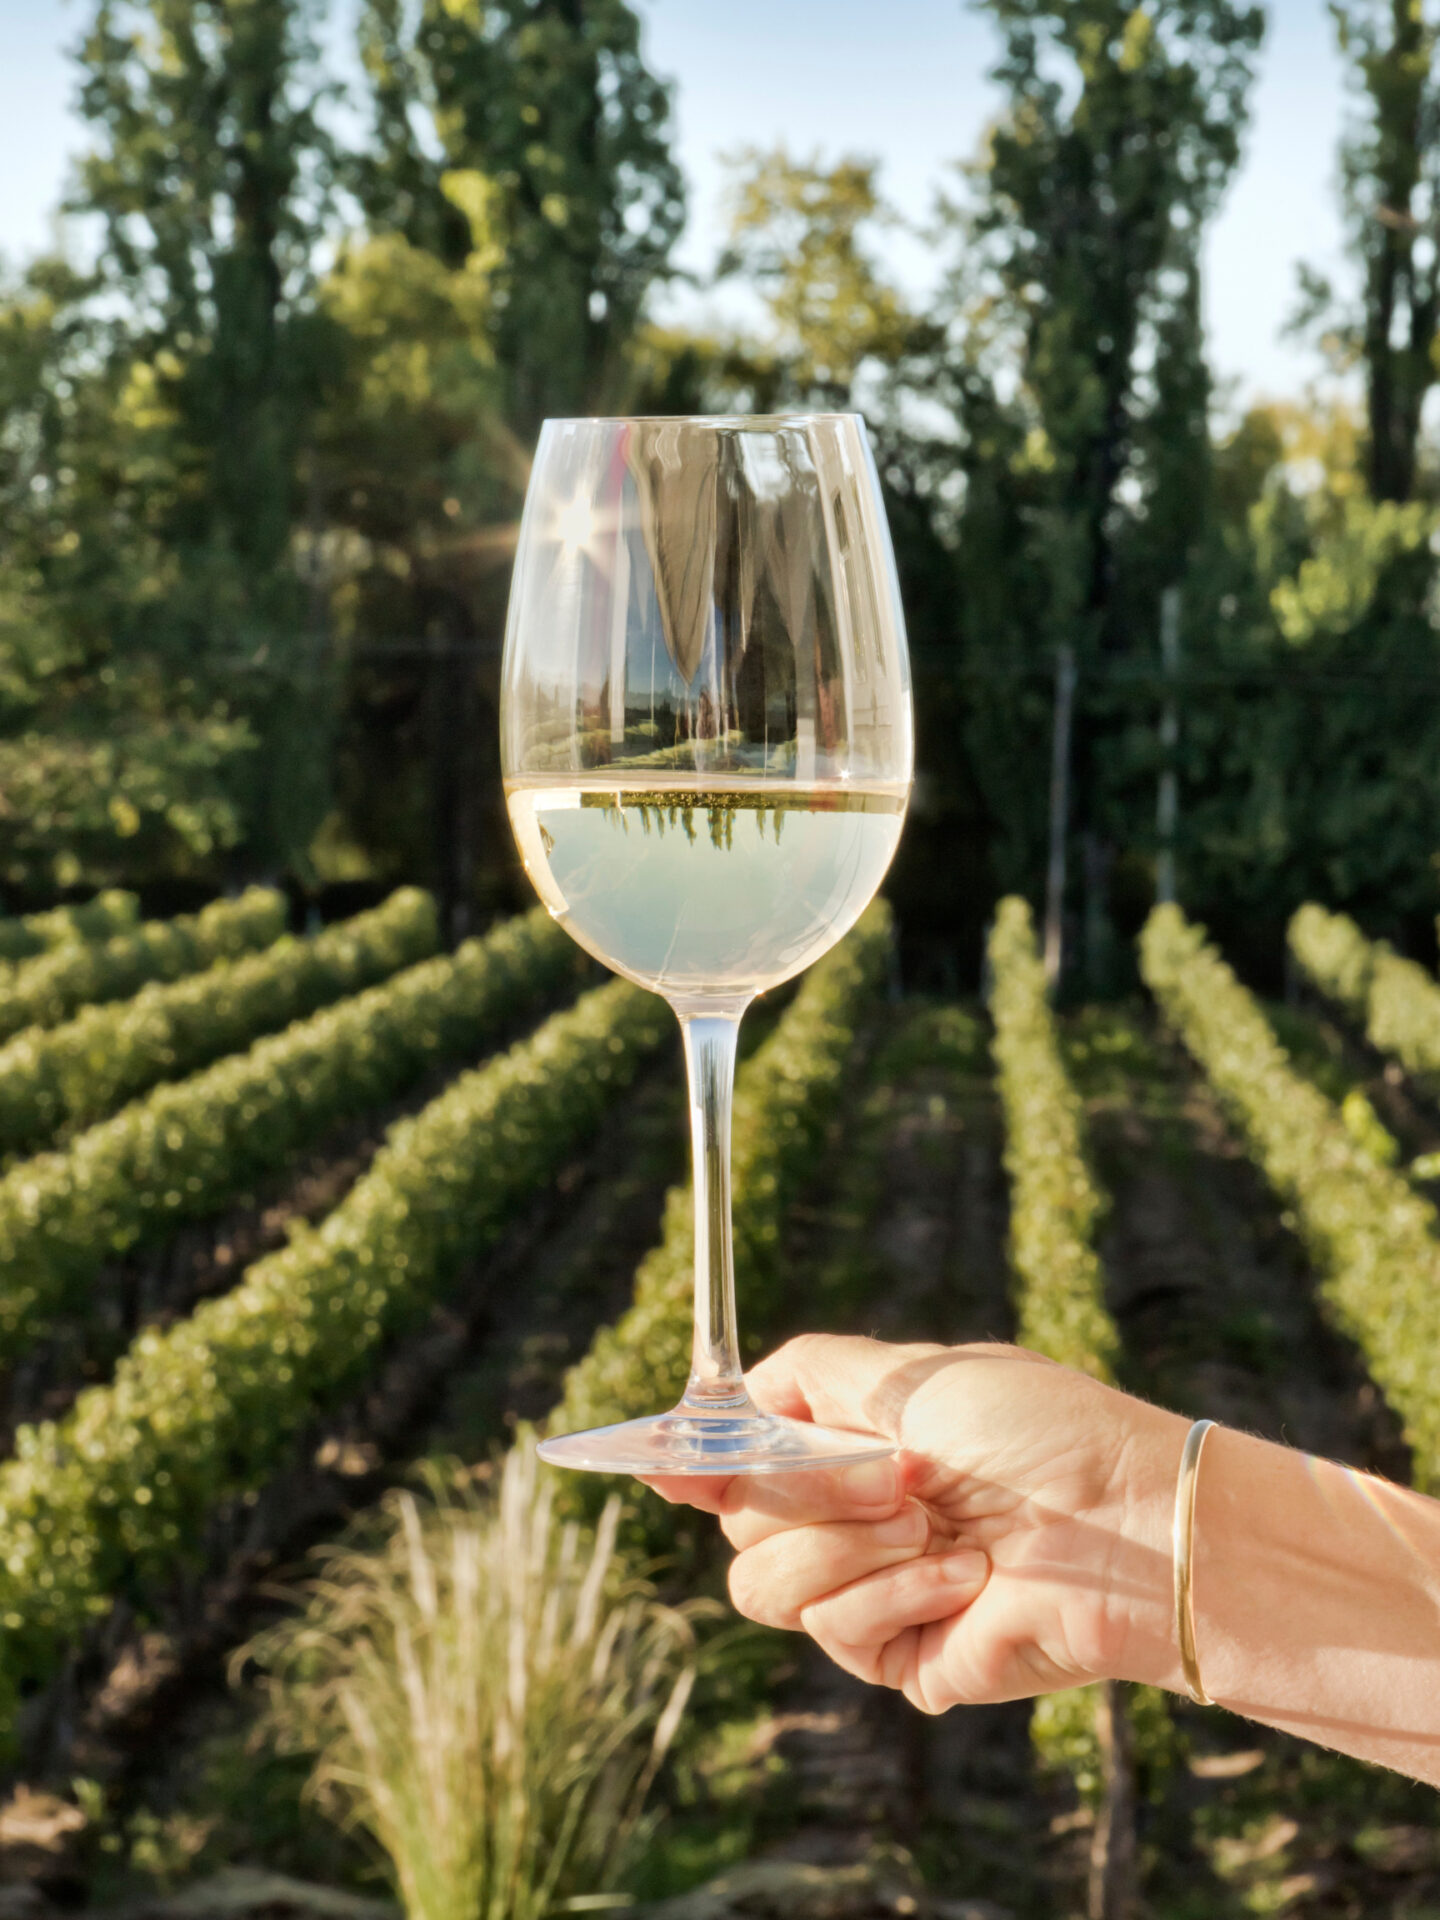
(354, 0, 685, 437)
(943, 0, 1262, 919)
(64, 0, 338, 866)
(1298, 0, 1440, 503)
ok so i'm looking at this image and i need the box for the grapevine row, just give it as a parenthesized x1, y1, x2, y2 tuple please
(0, 905, 582, 1366)
(985, 897, 1164, 1831)
(1290, 901, 1440, 1084)
(0, 890, 139, 963)
(987, 897, 1119, 1381)
(0, 887, 285, 1043)
(1141, 903, 1440, 1489)
(0, 887, 438, 1156)
(0, 975, 672, 1734)
(552, 900, 893, 1445)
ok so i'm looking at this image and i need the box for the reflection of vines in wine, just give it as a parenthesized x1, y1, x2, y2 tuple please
(582, 792, 794, 851)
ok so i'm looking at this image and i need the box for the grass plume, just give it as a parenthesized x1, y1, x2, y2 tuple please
(244, 1449, 699, 1920)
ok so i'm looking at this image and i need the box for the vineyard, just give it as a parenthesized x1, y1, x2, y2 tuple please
(0, 887, 1439, 1920)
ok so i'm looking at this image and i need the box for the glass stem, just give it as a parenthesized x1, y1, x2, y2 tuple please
(679, 1011, 754, 1414)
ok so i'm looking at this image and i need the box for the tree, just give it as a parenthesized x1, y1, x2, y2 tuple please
(333, 0, 684, 926)
(57, 0, 339, 869)
(934, 0, 1262, 960)
(355, 0, 685, 435)
(716, 149, 919, 400)
(1183, 398, 1440, 954)
(0, 256, 257, 893)
(961, 0, 1262, 650)
(1297, 0, 1440, 503)
(301, 178, 512, 905)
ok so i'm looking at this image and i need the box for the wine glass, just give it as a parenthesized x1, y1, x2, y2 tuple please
(502, 413, 913, 1474)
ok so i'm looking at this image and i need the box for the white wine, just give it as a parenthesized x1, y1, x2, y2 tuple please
(506, 775, 907, 1007)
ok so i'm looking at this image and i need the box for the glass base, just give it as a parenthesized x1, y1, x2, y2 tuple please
(536, 1407, 895, 1476)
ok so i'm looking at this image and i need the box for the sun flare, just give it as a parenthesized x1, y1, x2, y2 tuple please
(553, 491, 597, 557)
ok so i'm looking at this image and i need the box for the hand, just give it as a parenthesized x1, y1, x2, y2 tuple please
(644, 1336, 1187, 1715)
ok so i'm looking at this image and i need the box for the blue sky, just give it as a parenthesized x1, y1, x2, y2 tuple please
(0, 0, 1351, 404)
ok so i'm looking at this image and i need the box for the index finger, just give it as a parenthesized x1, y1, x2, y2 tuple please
(642, 1452, 909, 1540)
(638, 1471, 733, 1514)
(635, 1335, 952, 1518)
(746, 1334, 954, 1436)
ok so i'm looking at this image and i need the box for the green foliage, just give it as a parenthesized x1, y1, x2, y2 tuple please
(248, 1451, 699, 1920)
(355, 0, 684, 432)
(1290, 900, 1440, 1092)
(1031, 1681, 1181, 1810)
(1338, 1083, 1402, 1166)
(553, 901, 892, 1441)
(1269, 999, 1405, 1168)
(0, 890, 139, 964)
(1288, 900, 1375, 1020)
(0, 888, 437, 1156)
(0, 904, 579, 1366)
(1295, 0, 1440, 502)
(935, 0, 1263, 911)
(714, 151, 922, 403)
(0, 256, 264, 892)
(0, 303, 263, 884)
(1177, 411, 1440, 940)
(0, 0, 340, 871)
(0, 886, 285, 1042)
(1269, 494, 1438, 641)
(1141, 902, 1440, 1492)
(0, 975, 669, 1725)
(0, 707, 259, 891)
(986, 896, 1118, 1380)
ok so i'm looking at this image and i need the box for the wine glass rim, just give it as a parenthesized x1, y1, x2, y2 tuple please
(541, 411, 865, 430)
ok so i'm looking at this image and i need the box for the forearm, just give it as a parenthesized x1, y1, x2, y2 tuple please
(1120, 1419, 1440, 1782)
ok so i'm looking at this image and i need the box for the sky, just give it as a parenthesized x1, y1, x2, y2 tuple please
(0, 0, 1353, 406)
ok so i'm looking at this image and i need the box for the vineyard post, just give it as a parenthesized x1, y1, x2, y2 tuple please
(1156, 586, 1181, 906)
(1090, 1680, 1139, 1920)
(1044, 645, 1078, 991)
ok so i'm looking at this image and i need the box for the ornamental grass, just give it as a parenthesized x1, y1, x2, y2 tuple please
(247, 1448, 698, 1920)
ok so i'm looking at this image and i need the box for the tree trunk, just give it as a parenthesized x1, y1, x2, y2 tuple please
(1088, 1680, 1139, 1920)
(1044, 647, 1077, 992)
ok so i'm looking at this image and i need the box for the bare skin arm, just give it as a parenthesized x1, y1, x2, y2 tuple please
(645, 1335, 1440, 1785)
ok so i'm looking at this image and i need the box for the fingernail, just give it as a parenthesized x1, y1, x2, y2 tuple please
(875, 1503, 928, 1546)
(938, 1548, 987, 1586)
(840, 1458, 900, 1506)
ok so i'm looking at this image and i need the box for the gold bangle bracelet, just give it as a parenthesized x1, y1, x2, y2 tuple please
(1173, 1417, 1217, 1706)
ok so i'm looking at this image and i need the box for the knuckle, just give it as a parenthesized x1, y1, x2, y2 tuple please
(767, 1331, 829, 1375)
(717, 1479, 751, 1519)
(727, 1554, 784, 1627)
(905, 1682, 945, 1716)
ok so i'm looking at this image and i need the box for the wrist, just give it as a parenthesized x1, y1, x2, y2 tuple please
(1095, 1393, 1190, 1691)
